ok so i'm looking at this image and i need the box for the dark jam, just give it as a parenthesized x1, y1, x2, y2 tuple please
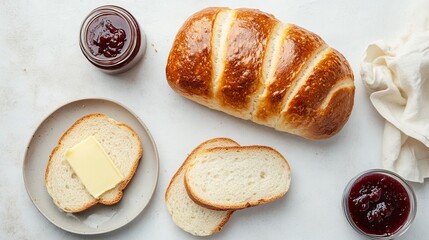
(347, 173, 410, 236)
(80, 5, 146, 74)
(86, 14, 131, 59)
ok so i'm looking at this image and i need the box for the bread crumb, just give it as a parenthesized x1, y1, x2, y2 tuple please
(151, 43, 158, 53)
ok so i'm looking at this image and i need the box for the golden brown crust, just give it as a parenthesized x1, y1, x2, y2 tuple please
(278, 49, 354, 139)
(45, 113, 143, 212)
(217, 9, 278, 116)
(306, 85, 355, 139)
(254, 24, 326, 124)
(166, 7, 225, 106)
(211, 211, 234, 234)
(166, 7, 355, 139)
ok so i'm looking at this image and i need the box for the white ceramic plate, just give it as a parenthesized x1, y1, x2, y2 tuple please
(23, 98, 159, 234)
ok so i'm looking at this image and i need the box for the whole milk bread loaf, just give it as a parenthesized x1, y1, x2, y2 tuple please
(45, 113, 143, 212)
(166, 7, 355, 139)
(184, 145, 291, 210)
(165, 138, 238, 236)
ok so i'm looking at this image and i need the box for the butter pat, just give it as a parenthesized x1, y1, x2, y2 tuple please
(65, 136, 124, 198)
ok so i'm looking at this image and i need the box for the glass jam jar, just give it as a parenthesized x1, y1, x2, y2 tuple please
(342, 169, 416, 239)
(79, 5, 146, 74)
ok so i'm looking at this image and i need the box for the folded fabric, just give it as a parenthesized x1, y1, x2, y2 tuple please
(360, 17, 429, 182)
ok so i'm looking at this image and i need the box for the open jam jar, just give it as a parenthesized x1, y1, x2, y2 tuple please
(343, 169, 416, 239)
(80, 5, 146, 74)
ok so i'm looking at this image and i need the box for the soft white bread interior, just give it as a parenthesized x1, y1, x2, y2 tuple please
(45, 113, 143, 213)
(165, 138, 238, 236)
(166, 7, 354, 139)
(184, 146, 291, 210)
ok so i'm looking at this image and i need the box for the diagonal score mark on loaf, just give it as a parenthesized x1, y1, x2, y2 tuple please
(276, 47, 354, 137)
(165, 7, 354, 139)
(274, 46, 331, 129)
(212, 9, 279, 120)
(212, 9, 236, 108)
(250, 22, 286, 125)
(320, 78, 354, 110)
(252, 24, 328, 128)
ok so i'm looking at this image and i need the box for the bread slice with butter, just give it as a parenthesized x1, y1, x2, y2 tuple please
(165, 138, 238, 236)
(45, 113, 143, 213)
(184, 146, 291, 210)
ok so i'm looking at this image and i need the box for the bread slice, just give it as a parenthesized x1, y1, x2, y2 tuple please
(184, 146, 291, 210)
(165, 138, 238, 236)
(45, 113, 143, 212)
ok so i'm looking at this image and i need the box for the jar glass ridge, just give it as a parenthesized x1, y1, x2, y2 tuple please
(79, 5, 146, 74)
(342, 169, 416, 239)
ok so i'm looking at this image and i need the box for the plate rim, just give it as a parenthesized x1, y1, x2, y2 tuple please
(22, 97, 159, 235)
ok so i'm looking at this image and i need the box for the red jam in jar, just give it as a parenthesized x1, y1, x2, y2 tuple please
(87, 15, 129, 58)
(80, 5, 146, 74)
(343, 170, 416, 239)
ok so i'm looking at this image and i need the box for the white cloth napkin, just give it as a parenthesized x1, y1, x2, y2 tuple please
(360, 10, 429, 182)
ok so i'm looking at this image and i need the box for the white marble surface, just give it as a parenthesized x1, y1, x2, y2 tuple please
(1, 0, 428, 239)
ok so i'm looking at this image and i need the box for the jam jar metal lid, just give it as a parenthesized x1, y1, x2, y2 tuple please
(79, 5, 146, 74)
